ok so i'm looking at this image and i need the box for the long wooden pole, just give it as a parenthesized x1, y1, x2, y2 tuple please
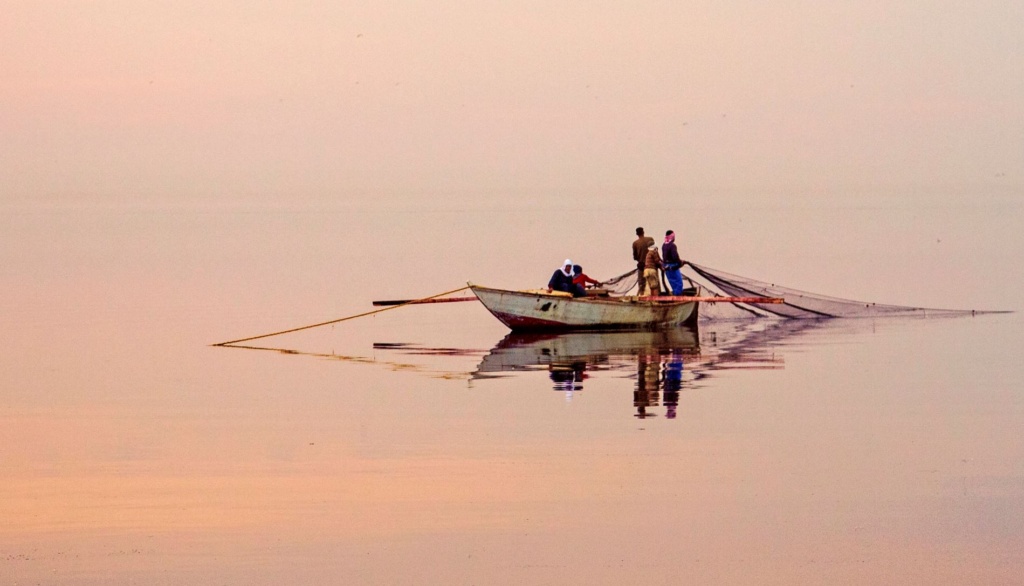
(374, 294, 783, 305)
(372, 296, 478, 306)
(636, 295, 784, 304)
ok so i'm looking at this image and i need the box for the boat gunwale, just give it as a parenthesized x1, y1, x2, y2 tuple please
(468, 284, 698, 307)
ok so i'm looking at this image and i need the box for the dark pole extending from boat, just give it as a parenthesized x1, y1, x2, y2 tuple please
(636, 296, 784, 304)
(372, 295, 781, 306)
(372, 296, 480, 306)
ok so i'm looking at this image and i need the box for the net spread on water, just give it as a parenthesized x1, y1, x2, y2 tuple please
(596, 262, 1000, 320)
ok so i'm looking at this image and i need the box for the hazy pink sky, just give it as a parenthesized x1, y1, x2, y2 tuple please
(3, 1, 1021, 207)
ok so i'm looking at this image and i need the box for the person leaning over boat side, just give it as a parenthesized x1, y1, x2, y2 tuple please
(572, 264, 601, 293)
(643, 242, 663, 296)
(632, 227, 655, 296)
(662, 230, 685, 296)
(548, 259, 585, 297)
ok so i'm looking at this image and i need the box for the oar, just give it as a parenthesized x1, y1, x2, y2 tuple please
(372, 296, 479, 307)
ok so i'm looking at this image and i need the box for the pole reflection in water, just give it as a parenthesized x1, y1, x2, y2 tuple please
(233, 319, 831, 418)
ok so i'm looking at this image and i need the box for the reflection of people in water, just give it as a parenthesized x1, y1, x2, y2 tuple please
(550, 361, 587, 400)
(634, 349, 661, 418)
(634, 347, 687, 419)
(662, 350, 684, 419)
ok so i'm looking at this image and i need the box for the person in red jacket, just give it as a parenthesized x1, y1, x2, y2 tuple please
(572, 264, 601, 293)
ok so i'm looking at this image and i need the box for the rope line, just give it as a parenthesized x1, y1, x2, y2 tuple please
(212, 285, 472, 347)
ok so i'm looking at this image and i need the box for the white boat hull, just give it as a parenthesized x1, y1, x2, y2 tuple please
(470, 285, 698, 331)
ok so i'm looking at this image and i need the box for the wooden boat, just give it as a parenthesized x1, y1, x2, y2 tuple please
(469, 283, 700, 331)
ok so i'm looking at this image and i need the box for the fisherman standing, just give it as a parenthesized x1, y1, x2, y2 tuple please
(643, 242, 663, 296)
(662, 229, 685, 296)
(632, 227, 655, 296)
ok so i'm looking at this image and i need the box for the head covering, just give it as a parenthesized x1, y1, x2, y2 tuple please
(572, 265, 583, 275)
(559, 259, 573, 277)
(665, 230, 676, 244)
(647, 243, 657, 251)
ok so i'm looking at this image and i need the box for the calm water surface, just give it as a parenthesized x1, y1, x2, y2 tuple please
(2, 203, 1022, 584)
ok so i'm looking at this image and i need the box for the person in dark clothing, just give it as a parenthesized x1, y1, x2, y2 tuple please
(662, 230, 685, 296)
(632, 227, 655, 296)
(547, 259, 585, 297)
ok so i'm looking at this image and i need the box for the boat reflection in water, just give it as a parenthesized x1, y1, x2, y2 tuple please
(472, 320, 823, 419)
(475, 328, 699, 418)
(234, 318, 830, 420)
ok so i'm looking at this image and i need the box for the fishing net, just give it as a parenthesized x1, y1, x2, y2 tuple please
(685, 263, 991, 319)
(594, 267, 706, 297)
(597, 263, 995, 320)
(596, 269, 643, 296)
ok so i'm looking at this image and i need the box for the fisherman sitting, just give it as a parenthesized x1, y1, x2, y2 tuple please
(548, 259, 586, 297)
(572, 264, 602, 292)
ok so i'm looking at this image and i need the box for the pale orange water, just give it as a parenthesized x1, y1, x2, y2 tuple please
(2, 202, 1022, 585)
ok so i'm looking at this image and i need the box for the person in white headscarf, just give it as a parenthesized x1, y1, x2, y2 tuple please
(547, 259, 583, 296)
